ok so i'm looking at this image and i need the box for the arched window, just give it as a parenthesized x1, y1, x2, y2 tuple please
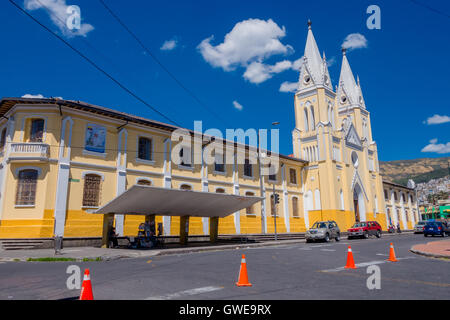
(15, 169, 38, 205)
(137, 179, 151, 186)
(331, 107, 335, 130)
(245, 191, 255, 215)
(270, 194, 276, 216)
(374, 195, 378, 214)
(216, 188, 225, 193)
(304, 108, 309, 132)
(314, 189, 321, 210)
(30, 119, 45, 142)
(340, 190, 344, 210)
(180, 184, 192, 190)
(292, 197, 299, 217)
(82, 174, 102, 207)
(310, 106, 315, 131)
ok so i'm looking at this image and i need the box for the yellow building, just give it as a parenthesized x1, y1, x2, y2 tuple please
(0, 23, 417, 240)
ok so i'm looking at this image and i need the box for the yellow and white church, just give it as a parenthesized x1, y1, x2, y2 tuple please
(0, 23, 419, 240)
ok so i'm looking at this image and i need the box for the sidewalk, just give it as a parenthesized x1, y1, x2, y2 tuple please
(410, 239, 450, 259)
(0, 239, 310, 262)
(0, 231, 414, 262)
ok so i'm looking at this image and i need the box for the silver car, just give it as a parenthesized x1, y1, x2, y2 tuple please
(306, 221, 341, 243)
(414, 221, 427, 234)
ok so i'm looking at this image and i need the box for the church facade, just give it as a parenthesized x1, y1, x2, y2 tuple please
(0, 24, 418, 240)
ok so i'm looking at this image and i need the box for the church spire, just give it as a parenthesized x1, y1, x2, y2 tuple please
(298, 21, 332, 91)
(337, 48, 365, 108)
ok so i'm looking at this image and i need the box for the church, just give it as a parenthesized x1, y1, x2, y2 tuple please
(0, 22, 418, 242)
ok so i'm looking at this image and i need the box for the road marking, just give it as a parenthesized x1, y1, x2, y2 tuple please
(310, 244, 332, 248)
(320, 249, 336, 252)
(145, 286, 224, 300)
(320, 257, 414, 273)
(376, 253, 388, 256)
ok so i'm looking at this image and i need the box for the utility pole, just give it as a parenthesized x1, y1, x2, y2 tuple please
(273, 184, 278, 241)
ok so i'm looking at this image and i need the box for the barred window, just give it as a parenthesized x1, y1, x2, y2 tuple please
(245, 192, 255, 215)
(180, 184, 192, 190)
(216, 188, 225, 193)
(289, 168, 297, 184)
(180, 148, 192, 167)
(244, 158, 252, 177)
(137, 179, 151, 186)
(214, 154, 225, 172)
(30, 119, 44, 142)
(138, 137, 152, 161)
(82, 174, 102, 207)
(15, 169, 38, 205)
(292, 197, 299, 217)
(0, 128, 6, 150)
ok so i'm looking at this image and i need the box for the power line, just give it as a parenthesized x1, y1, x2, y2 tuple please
(97, 0, 229, 125)
(8, 0, 181, 127)
(409, 0, 450, 19)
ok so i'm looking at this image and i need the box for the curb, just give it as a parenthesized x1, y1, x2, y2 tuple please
(0, 232, 416, 262)
(409, 249, 450, 260)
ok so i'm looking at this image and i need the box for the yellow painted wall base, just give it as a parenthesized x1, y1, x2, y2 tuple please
(266, 216, 287, 233)
(239, 215, 262, 234)
(289, 217, 307, 232)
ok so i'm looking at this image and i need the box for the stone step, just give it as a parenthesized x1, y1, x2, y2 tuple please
(0, 239, 53, 250)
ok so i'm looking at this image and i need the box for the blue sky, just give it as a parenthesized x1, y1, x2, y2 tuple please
(1, 0, 449, 161)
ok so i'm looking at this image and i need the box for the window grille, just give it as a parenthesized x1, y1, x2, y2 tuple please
(16, 169, 38, 205)
(82, 174, 101, 207)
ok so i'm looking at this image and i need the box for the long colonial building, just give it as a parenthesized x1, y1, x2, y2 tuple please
(0, 23, 418, 240)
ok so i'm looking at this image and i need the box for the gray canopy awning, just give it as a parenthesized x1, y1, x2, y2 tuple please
(93, 185, 263, 218)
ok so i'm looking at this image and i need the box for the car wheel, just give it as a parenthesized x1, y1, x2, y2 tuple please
(348, 236, 352, 240)
(306, 239, 312, 243)
(363, 232, 369, 239)
(335, 233, 341, 242)
(424, 234, 428, 237)
(376, 230, 381, 238)
(324, 234, 330, 242)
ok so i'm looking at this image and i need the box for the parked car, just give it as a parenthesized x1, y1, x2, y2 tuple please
(306, 221, 341, 243)
(414, 221, 427, 234)
(423, 221, 450, 237)
(347, 221, 382, 239)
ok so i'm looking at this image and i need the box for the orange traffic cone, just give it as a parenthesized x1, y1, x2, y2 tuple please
(236, 254, 252, 287)
(79, 269, 94, 300)
(387, 243, 398, 262)
(345, 246, 356, 269)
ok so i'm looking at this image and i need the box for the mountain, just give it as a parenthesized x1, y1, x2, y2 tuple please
(379, 157, 450, 186)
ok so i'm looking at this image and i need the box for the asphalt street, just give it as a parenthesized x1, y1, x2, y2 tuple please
(0, 233, 448, 300)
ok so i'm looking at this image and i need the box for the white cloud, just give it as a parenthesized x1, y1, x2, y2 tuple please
(326, 56, 336, 67)
(232, 100, 243, 111)
(24, 0, 94, 38)
(243, 60, 293, 84)
(421, 138, 450, 154)
(425, 114, 450, 125)
(198, 18, 293, 73)
(342, 33, 368, 50)
(160, 39, 177, 51)
(22, 94, 45, 98)
(279, 81, 299, 93)
(291, 57, 304, 71)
